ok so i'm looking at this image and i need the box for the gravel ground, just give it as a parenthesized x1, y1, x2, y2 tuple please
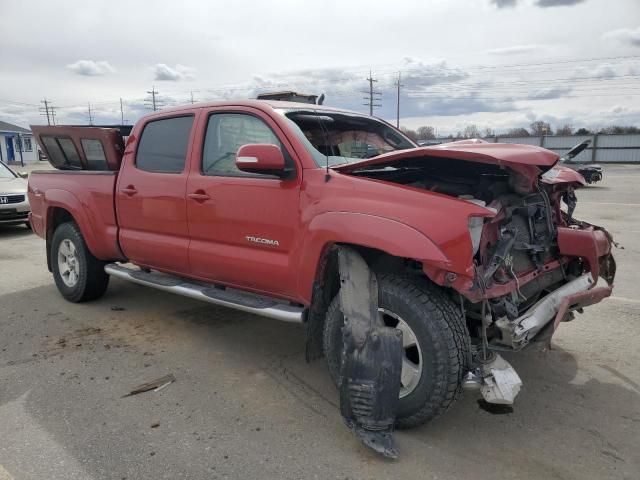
(0, 164, 638, 479)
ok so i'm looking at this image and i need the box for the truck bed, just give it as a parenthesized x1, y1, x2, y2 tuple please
(28, 170, 123, 261)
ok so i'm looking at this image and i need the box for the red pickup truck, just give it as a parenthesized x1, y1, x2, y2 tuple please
(29, 100, 615, 428)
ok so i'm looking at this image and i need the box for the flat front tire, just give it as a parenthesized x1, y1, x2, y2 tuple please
(51, 222, 109, 302)
(323, 274, 470, 429)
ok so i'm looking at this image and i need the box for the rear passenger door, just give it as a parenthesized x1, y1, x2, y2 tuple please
(116, 115, 195, 274)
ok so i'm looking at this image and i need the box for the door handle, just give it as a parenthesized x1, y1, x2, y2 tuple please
(121, 186, 138, 196)
(187, 191, 211, 202)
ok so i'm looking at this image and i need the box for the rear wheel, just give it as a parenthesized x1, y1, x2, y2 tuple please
(323, 274, 470, 429)
(51, 222, 109, 302)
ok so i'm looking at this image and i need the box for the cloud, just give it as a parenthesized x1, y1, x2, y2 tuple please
(411, 96, 518, 117)
(491, 0, 518, 7)
(487, 44, 548, 55)
(66, 60, 116, 76)
(602, 27, 640, 47)
(491, 0, 586, 7)
(153, 63, 196, 81)
(526, 86, 572, 100)
(571, 64, 617, 79)
(534, 0, 585, 6)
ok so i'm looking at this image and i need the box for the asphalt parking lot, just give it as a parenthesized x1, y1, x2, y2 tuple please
(0, 165, 638, 480)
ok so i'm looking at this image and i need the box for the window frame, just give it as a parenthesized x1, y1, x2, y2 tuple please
(80, 138, 109, 171)
(40, 135, 83, 170)
(199, 110, 297, 180)
(134, 114, 195, 174)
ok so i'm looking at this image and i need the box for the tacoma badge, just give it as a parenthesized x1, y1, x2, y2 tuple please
(245, 236, 279, 246)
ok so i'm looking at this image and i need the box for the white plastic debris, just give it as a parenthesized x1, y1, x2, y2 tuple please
(480, 354, 523, 405)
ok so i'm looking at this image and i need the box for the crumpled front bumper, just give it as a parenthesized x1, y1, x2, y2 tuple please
(552, 283, 613, 331)
(557, 225, 616, 284)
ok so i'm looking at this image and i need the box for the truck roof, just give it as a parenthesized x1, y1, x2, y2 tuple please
(139, 99, 362, 120)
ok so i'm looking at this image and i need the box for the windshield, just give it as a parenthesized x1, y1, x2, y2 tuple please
(276, 108, 416, 166)
(0, 162, 17, 179)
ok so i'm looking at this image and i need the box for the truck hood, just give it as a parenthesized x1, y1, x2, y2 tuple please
(332, 142, 560, 181)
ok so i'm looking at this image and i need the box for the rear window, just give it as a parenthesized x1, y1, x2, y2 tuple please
(81, 138, 108, 170)
(136, 116, 194, 173)
(41, 136, 83, 169)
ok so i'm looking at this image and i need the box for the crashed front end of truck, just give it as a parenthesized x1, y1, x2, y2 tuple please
(336, 140, 616, 407)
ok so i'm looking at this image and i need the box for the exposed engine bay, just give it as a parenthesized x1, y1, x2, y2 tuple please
(347, 153, 615, 406)
(349, 155, 615, 354)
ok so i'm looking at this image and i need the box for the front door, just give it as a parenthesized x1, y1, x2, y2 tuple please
(5, 137, 15, 163)
(116, 114, 196, 274)
(186, 108, 302, 299)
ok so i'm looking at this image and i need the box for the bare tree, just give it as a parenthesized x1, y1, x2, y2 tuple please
(598, 125, 640, 134)
(401, 127, 418, 141)
(575, 127, 592, 135)
(505, 128, 530, 137)
(416, 126, 436, 140)
(555, 124, 573, 135)
(462, 124, 480, 138)
(483, 127, 495, 138)
(530, 120, 552, 136)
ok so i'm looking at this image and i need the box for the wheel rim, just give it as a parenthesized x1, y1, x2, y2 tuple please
(57, 239, 79, 287)
(379, 308, 423, 398)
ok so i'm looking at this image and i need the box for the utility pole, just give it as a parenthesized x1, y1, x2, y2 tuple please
(49, 106, 57, 125)
(394, 72, 404, 128)
(190, 91, 195, 104)
(120, 97, 125, 124)
(40, 98, 51, 125)
(362, 70, 382, 116)
(87, 102, 94, 125)
(146, 86, 158, 111)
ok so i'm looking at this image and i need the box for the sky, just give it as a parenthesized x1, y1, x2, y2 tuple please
(1, 0, 639, 135)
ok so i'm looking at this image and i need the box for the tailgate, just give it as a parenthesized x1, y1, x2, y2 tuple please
(30, 125, 126, 171)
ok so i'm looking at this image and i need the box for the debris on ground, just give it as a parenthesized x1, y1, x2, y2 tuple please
(123, 374, 176, 397)
(111, 306, 126, 311)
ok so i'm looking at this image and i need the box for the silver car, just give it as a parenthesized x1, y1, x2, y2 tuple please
(0, 162, 30, 227)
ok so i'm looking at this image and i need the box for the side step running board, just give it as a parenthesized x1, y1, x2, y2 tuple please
(104, 263, 304, 323)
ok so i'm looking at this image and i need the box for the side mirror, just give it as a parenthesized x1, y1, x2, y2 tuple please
(18, 172, 28, 179)
(236, 144, 287, 177)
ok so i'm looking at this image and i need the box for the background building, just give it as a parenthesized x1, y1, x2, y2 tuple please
(0, 121, 38, 165)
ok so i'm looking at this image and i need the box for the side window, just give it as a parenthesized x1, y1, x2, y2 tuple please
(136, 116, 194, 173)
(41, 136, 82, 169)
(81, 138, 108, 170)
(202, 113, 284, 176)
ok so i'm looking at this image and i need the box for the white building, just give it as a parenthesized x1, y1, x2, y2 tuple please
(0, 121, 39, 165)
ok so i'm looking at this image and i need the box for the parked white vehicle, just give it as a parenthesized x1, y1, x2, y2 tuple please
(0, 162, 30, 227)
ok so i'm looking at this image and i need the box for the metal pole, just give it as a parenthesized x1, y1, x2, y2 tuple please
(395, 72, 403, 128)
(120, 98, 124, 124)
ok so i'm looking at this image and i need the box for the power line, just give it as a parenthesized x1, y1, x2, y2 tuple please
(395, 72, 404, 128)
(39, 98, 53, 125)
(146, 86, 159, 111)
(87, 102, 94, 125)
(363, 70, 382, 116)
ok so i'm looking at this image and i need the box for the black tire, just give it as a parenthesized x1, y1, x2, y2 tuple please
(51, 222, 109, 302)
(24, 221, 31, 230)
(323, 274, 470, 429)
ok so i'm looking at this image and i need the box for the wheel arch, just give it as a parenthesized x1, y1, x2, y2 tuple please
(301, 213, 452, 362)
